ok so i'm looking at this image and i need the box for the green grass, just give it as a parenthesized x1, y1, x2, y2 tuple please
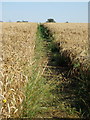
(35, 24, 79, 118)
(70, 65, 90, 118)
(21, 24, 54, 118)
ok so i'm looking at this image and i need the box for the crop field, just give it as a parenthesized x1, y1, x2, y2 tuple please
(0, 22, 37, 117)
(0, 22, 90, 119)
(44, 23, 89, 66)
(42, 23, 90, 118)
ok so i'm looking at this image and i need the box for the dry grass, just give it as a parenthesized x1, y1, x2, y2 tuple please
(0, 22, 37, 118)
(44, 23, 89, 67)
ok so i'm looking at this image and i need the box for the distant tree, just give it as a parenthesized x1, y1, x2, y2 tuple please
(17, 20, 28, 23)
(22, 20, 28, 22)
(17, 21, 21, 22)
(66, 21, 69, 23)
(46, 18, 56, 23)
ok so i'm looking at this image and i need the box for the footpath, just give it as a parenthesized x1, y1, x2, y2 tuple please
(37, 24, 80, 118)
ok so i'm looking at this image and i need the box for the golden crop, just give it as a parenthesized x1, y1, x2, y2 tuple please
(0, 22, 37, 118)
(0, 22, 89, 118)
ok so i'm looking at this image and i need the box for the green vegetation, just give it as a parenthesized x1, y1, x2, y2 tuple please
(69, 63, 90, 118)
(36, 24, 79, 117)
(21, 24, 54, 118)
(46, 18, 56, 23)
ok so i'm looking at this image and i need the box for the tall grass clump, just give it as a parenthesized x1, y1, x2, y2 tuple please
(70, 63, 90, 118)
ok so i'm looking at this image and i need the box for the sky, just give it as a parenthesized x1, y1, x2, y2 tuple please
(1, 0, 89, 2)
(1, 2, 88, 23)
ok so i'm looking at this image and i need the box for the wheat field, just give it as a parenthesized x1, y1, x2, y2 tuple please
(44, 23, 89, 67)
(0, 22, 89, 118)
(0, 22, 37, 118)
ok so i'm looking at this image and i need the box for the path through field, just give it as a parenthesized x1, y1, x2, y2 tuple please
(1, 23, 89, 119)
(38, 24, 80, 118)
(40, 23, 90, 119)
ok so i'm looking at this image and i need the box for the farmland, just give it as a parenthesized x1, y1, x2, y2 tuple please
(1, 22, 37, 117)
(0, 22, 90, 118)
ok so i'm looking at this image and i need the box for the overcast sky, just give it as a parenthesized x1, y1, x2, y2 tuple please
(1, 2, 88, 23)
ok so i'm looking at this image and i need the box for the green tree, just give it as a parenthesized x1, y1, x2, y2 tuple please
(46, 18, 56, 23)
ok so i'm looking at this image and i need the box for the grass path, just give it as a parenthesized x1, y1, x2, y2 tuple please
(36, 24, 80, 118)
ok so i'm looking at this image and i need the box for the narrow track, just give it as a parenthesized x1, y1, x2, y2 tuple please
(36, 24, 90, 119)
(37, 24, 80, 118)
